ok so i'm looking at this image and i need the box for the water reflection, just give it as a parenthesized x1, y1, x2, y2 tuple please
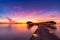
(48, 24, 60, 38)
(0, 24, 60, 40)
(0, 24, 37, 40)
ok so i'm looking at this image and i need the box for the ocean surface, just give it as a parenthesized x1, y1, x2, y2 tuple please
(0, 24, 60, 40)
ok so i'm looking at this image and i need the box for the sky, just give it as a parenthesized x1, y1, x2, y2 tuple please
(0, 0, 60, 22)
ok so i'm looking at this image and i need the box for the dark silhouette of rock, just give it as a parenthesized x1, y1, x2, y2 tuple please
(26, 21, 34, 29)
(27, 21, 57, 29)
(45, 21, 57, 29)
(28, 21, 60, 40)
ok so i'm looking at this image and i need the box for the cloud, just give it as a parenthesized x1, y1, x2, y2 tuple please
(1, 7, 60, 22)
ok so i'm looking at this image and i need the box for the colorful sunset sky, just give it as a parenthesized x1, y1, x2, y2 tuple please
(0, 0, 60, 22)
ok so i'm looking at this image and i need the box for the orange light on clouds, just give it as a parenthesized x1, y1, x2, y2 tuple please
(16, 19, 37, 23)
(51, 19, 60, 22)
(0, 19, 9, 22)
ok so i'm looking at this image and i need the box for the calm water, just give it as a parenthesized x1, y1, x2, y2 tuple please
(0, 24, 60, 40)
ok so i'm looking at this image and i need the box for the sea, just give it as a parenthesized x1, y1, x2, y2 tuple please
(0, 23, 60, 40)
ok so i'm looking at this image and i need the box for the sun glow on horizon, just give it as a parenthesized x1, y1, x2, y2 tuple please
(16, 19, 37, 23)
(0, 16, 60, 23)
